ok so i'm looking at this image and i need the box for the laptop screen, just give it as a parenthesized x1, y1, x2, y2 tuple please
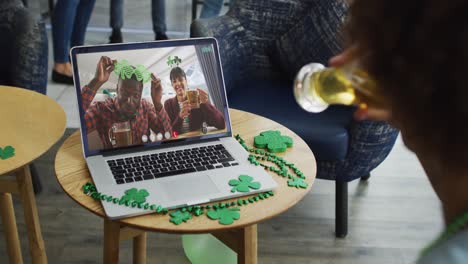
(71, 38, 231, 157)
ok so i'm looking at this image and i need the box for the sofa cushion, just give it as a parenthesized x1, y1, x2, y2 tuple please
(227, 78, 353, 161)
(273, 0, 348, 79)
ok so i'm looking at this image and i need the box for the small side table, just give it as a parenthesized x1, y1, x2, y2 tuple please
(55, 109, 316, 264)
(0, 86, 66, 264)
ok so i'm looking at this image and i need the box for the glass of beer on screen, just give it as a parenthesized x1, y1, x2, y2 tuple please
(108, 121, 132, 147)
(186, 88, 200, 109)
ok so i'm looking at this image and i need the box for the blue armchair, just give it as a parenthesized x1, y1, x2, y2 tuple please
(0, 0, 49, 193)
(191, 0, 399, 237)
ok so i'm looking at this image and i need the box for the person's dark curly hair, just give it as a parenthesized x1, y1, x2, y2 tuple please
(347, 0, 468, 164)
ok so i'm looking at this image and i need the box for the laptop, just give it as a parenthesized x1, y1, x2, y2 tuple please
(70, 37, 277, 219)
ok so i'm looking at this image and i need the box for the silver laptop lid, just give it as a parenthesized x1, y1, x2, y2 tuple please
(70, 38, 232, 158)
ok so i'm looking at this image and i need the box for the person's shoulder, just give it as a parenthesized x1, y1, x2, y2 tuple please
(417, 230, 468, 264)
(164, 96, 177, 107)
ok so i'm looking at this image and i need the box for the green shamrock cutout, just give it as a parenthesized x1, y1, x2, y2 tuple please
(0, 146, 15, 160)
(167, 56, 182, 67)
(254, 130, 293, 153)
(169, 210, 192, 225)
(287, 178, 308, 189)
(207, 207, 241, 225)
(228, 175, 261, 193)
(120, 188, 149, 204)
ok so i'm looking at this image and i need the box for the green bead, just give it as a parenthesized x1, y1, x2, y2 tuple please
(188, 206, 193, 212)
(248, 198, 254, 203)
(144, 203, 150, 210)
(259, 194, 265, 199)
(243, 200, 248, 205)
(268, 191, 274, 196)
(156, 206, 163, 213)
(181, 207, 187, 212)
(150, 205, 157, 210)
(125, 200, 132, 207)
(137, 203, 143, 209)
(113, 198, 119, 204)
(194, 208, 203, 216)
(101, 195, 107, 201)
(206, 205, 211, 209)
(254, 197, 259, 201)
(106, 196, 113, 202)
(237, 199, 243, 206)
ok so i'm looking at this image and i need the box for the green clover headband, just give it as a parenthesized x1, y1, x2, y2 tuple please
(167, 56, 182, 67)
(113, 60, 151, 84)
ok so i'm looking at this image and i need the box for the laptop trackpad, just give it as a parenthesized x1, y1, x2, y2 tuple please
(161, 175, 220, 201)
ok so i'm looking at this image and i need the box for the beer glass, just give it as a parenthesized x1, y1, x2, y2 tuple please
(186, 89, 200, 109)
(108, 121, 132, 147)
(293, 62, 385, 113)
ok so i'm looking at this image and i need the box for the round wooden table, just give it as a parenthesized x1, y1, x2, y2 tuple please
(55, 109, 316, 264)
(0, 85, 66, 264)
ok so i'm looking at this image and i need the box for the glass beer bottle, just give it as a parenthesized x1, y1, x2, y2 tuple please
(293, 62, 385, 113)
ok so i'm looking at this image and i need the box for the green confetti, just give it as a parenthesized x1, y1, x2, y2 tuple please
(254, 130, 293, 153)
(287, 178, 308, 189)
(228, 175, 261, 193)
(169, 210, 192, 225)
(207, 207, 241, 225)
(0, 145, 15, 160)
(121, 188, 149, 204)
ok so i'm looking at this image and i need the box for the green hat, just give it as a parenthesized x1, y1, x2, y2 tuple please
(113, 60, 151, 84)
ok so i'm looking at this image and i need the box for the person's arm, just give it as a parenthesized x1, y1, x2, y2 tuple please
(196, 88, 225, 129)
(81, 56, 115, 132)
(200, 103, 226, 129)
(81, 56, 115, 111)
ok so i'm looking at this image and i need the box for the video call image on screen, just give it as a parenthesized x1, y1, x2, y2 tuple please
(76, 44, 228, 151)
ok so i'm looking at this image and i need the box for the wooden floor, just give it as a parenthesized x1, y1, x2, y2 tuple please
(0, 129, 443, 263)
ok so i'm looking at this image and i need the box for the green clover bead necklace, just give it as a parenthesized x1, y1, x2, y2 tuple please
(81, 133, 307, 226)
(420, 211, 468, 258)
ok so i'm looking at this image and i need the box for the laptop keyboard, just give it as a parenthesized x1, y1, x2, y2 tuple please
(106, 144, 239, 184)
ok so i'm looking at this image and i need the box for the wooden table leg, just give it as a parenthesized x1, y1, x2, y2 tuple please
(0, 193, 24, 264)
(213, 224, 258, 264)
(104, 219, 121, 264)
(237, 225, 257, 264)
(133, 232, 147, 264)
(16, 165, 47, 264)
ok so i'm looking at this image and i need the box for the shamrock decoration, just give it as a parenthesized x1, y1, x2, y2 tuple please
(167, 56, 182, 67)
(287, 178, 308, 189)
(113, 60, 151, 84)
(228, 175, 261, 193)
(207, 207, 241, 225)
(169, 210, 193, 225)
(120, 188, 149, 204)
(0, 145, 15, 160)
(254, 130, 293, 153)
